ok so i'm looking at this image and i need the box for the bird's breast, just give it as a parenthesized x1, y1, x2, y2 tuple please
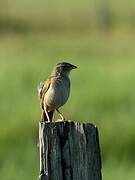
(44, 76, 70, 110)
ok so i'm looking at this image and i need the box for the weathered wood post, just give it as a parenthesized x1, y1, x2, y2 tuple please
(38, 120, 102, 180)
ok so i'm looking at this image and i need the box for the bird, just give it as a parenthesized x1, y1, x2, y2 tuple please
(37, 62, 77, 122)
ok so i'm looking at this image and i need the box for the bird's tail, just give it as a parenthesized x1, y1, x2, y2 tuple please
(41, 110, 54, 122)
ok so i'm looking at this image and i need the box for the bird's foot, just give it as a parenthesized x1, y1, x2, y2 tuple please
(56, 109, 66, 121)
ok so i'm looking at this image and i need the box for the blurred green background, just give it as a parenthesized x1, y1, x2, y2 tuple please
(0, 0, 135, 179)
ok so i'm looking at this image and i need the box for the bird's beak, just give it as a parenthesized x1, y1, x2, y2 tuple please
(71, 64, 77, 69)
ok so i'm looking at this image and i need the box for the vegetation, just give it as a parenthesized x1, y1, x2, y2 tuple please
(0, 1, 135, 179)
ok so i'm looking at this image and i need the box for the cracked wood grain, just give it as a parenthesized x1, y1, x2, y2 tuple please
(38, 121, 102, 180)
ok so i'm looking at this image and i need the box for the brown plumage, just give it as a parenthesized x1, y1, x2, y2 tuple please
(38, 62, 77, 122)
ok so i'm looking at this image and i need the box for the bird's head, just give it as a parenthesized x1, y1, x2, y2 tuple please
(52, 62, 77, 76)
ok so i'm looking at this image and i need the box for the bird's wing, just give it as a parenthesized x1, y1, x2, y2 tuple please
(37, 78, 52, 108)
(42, 78, 51, 97)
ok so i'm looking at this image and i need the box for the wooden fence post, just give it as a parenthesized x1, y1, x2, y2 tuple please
(38, 121, 102, 180)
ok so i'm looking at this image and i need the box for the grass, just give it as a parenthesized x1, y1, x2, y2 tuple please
(0, 0, 135, 33)
(103, 159, 135, 180)
(0, 31, 135, 179)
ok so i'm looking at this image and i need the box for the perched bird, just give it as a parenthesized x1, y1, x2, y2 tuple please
(37, 62, 77, 122)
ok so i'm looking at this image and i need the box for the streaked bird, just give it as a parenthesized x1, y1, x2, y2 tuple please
(37, 62, 77, 122)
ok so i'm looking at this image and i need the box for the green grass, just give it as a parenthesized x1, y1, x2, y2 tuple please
(0, 0, 135, 33)
(0, 32, 135, 179)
